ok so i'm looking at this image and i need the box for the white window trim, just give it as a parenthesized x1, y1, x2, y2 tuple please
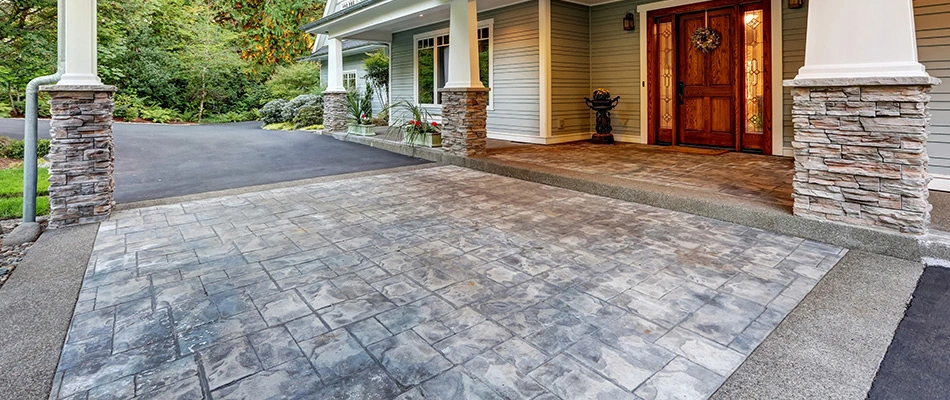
(413, 19, 494, 111)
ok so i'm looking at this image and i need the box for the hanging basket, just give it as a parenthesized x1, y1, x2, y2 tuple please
(691, 27, 721, 53)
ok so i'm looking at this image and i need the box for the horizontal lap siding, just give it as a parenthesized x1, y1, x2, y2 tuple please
(390, 1, 541, 137)
(782, 4, 807, 150)
(551, 0, 591, 135)
(916, 0, 950, 176)
(321, 52, 388, 114)
(589, 1, 651, 137)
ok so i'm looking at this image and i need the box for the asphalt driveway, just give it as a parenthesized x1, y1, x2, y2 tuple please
(0, 119, 429, 203)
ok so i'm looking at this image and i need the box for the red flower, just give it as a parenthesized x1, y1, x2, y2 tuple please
(408, 119, 415, 125)
(415, 121, 422, 127)
(431, 122, 438, 127)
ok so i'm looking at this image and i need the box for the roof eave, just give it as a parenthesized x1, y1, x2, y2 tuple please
(300, 0, 389, 33)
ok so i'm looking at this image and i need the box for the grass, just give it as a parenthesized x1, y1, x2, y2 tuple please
(0, 167, 50, 219)
(263, 122, 295, 131)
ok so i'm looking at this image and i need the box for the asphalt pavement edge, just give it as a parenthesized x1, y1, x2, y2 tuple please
(711, 250, 923, 400)
(0, 224, 99, 400)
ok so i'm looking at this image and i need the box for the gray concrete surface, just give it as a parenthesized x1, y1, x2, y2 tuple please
(930, 190, 949, 232)
(324, 132, 940, 262)
(868, 265, 950, 400)
(0, 224, 100, 400)
(711, 251, 923, 400)
(0, 119, 430, 204)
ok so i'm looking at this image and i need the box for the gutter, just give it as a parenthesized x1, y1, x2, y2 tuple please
(300, 0, 388, 32)
(23, 0, 64, 223)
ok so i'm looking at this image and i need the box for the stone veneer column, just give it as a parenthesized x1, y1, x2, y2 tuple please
(439, 88, 489, 157)
(789, 77, 941, 234)
(323, 91, 348, 133)
(41, 85, 117, 228)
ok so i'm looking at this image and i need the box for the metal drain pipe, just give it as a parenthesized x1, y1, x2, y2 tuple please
(23, 0, 65, 223)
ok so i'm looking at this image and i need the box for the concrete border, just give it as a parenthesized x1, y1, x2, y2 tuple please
(0, 224, 100, 400)
(116, 163, 436, 211)
(711, 251, 923, 399)
(322, 131, 949, 262)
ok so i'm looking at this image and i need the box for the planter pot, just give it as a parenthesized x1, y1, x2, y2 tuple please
(347, 124, 376, 136)
(403, 132, 442, 148)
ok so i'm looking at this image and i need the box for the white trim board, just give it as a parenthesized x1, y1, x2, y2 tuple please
(489, 131, 593, 144)
(636, 0, 789, 155)
(931, 174, 950, 192)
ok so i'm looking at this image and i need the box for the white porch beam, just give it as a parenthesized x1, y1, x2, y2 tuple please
(326, 37, 347, 92)
(444, 0, 483, 89)
(794, 0, 928, 80)
(60, 0, 102, 86)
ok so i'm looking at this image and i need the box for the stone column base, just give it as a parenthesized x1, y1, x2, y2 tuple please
(787, 77, 941, 235)
(41, 85, 117, 229)
(440, 88, 490, 157)
(323, 91, 348, 133)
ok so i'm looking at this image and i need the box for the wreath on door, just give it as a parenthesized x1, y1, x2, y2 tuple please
(691, 27, 721, 53)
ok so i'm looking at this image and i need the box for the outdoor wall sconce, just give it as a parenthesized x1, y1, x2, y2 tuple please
(623, 12, 636, 31)
(788, 0, 804, 9)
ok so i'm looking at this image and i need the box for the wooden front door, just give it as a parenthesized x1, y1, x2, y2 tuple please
(648, 0, 772, 153)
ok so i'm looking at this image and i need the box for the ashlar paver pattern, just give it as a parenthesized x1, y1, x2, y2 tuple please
(52, 166, 846, 400)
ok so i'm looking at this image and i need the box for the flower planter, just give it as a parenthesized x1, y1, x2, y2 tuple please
(347, 124, 376, 136)
(403, 132, 442, 147)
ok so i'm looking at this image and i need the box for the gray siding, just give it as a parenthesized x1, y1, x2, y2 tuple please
(782, 3, 807, 150)
(551, 0, 591, 135)
(589, 1, 651, 137)
(390, 1, 540, 136)
(320, 50, 388, 115)
(915, 0, 950, 176)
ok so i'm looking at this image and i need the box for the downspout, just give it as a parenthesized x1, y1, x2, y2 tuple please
(23, 0, 65, 223)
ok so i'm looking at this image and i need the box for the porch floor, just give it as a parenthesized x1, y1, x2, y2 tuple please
(484, 140, 795, 212)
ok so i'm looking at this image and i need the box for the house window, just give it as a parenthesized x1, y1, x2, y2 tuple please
(343, 71, 358, 91)
(415, 23, 492, 106)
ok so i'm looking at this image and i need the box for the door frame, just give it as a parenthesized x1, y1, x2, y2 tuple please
(638, 0, 784, 156)
(646, 0, 772, 153)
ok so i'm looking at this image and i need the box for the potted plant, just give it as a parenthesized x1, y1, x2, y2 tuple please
(346, 84, 376, 136)
(389, 100, 441, 147)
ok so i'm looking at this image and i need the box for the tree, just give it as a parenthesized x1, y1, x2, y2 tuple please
(362, 49, 389, 109)
(180, 4, 245, 122)
(264, 62, 322, 101)
(209, 0, 326, 76)
(0, 0, 57, 116)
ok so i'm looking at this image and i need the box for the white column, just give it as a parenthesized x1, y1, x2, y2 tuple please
(326, 37, 346, 92)
(444, 0, 483, 89)
(60, 0, 102, 86)
(794, 0, 927, 80)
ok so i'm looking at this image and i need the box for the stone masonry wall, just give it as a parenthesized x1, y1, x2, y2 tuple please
(45, 87, 117, 229)
(791, 85, 933, 234)
(440, 88, 489, 157)
(323, 91, 348, 133)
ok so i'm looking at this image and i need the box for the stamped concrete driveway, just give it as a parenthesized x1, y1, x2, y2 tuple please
(52, 166, 846, 400)
(0, 119, 429, 203)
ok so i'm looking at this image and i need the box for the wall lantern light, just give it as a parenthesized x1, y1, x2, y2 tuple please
(623, 12, 636, 31)
(788, 0, 804, 9)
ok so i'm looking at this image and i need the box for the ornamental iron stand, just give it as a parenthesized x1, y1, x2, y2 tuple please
(585, 89, 620, 144)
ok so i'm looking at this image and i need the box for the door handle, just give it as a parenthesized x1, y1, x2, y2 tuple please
(677, 82, 685, 104)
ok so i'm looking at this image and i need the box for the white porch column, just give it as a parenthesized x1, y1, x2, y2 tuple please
(794, 0, 926, 80)
(326, 37, 346, 92)
(60, 0, 102, 86)
(444, 0, 483, 89)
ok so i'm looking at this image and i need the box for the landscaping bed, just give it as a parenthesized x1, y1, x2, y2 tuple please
(0, 158, 51, 289)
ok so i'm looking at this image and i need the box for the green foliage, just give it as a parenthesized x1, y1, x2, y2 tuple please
(265, 62, 323, 101)
(293, 105, 324, 129)
(0, 0, 57, 117)
(417, 48, 435, 104)
(141, 106, 181, 124)
(363, 49, 390, 108)
(0, 137, 51, 159)
(0, 101, 11, 118)
(346, 85, 374, 125)
(262, 122, 295, 131)
(203, 110, 259, 123)
(259, 99, 288, 125)
(114, 90, 148, 120)
(0, 196, 49, 219)
(389, 99, 440, 145)
(282, 94, 322, 122)
(208, 0, 325, 76)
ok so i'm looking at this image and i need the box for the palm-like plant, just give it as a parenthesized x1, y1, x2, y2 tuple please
(389, 99, 440, 145)
(346, 83, 374, 125)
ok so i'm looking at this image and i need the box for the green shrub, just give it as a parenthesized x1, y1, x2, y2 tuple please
(141, 106, 181, 123)
(113, 90, 147, 120)
(0, 138, 49, 160)
(37, 140, 50, 158)
(259, 99, 288, 125)
(0, 101, 11, 118)
(282, 94, 322, 122)
(293, 105, 324, 129)
(265, 62, 322, 100)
